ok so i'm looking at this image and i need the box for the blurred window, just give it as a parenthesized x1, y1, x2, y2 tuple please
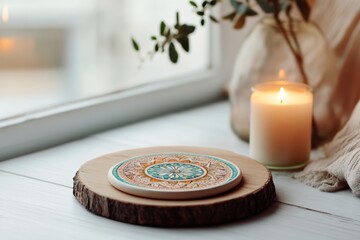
(0, 0, 210, 120)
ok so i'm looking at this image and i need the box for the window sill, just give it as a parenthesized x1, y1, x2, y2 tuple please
(0, 101, 358, 239)
(0, 69, 223, 161)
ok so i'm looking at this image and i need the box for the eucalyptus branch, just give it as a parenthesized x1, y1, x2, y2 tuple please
(273, 0, 317, 146)
(272, 1, 299, 57)
(131, 12, 196, 64)
(272, 0, 309, 85)
(131, 0, 311, 70)
(285, 5, 301, 57)
(286, 6, 309, 86)
(190, 0, 220, 25)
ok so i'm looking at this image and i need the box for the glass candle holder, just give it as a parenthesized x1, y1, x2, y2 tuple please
(250, 81, 313, 170)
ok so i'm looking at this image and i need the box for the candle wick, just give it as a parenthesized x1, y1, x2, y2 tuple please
(280, 99, 283, 104)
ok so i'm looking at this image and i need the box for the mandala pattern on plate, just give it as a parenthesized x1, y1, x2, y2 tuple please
(145, 162, 207, 181)
(112, 152, 239, 191)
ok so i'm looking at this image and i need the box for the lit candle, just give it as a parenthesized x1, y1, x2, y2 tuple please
(250, 80, 313, 170)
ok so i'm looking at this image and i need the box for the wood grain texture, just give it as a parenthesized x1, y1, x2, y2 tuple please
(2, 172, 360, 240)
(73, 146, 276, 227)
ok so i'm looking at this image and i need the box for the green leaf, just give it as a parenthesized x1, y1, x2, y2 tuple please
(230, 0, 238, 9)
(233, 14, 245, 29)
(222, 11, 236, 21)
(169, 42, 178, 63)
(131, 37, 140, 51)
(255, 0, 290, 14)
(295, 0, 310, 21)
(165, 29, 171, 38)
(209, 15, 218, 23)
(176, 12, 180, 26)
(197, 11, 204, 16)
(209, 0, 217, 6)
(201, 18, 205, 26)
(189, 0, 198, 8)
(246, 7, 258, 16)
(231, 0, 258, 16)
(183, 24, 196, 34)
(230, 0, 247, 15)
(151, 36, 157, 40)
(176, 36, 189, 52)
(160, 21, 166, 35)
(281, 0, 291, 10)
(202, 1, 208, 8)
(175, 24, 196, 37)
(154, 43, 159, 52)
(255, 0, 274, 13)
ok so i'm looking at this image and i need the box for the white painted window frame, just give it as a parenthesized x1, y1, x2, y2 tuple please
(0, 6, 237, 161)
(0, 3, 248, 161)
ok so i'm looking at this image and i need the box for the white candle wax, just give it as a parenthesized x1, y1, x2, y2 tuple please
(250, 81, 313, 170)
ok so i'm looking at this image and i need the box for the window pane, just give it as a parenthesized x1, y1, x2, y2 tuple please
(0, 0, 210, 120)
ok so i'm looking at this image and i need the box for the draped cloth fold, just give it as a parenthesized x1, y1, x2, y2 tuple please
(294, 100, 360, 197)
(310, 0, 360, 134)
(293, 0, 360, 197)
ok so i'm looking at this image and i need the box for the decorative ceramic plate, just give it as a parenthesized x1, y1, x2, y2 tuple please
(107, 152, 242, 200)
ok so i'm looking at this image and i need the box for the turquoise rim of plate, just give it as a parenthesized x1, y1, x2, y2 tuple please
(111, 152, 240, 189)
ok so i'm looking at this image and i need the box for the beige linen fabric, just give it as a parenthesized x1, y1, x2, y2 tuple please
(294, 100, 360, 197)
(310, 0, 360, 136)
(293, 0, 360, 197)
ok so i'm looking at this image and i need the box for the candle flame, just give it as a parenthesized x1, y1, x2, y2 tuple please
(278, 69, 286, 79)
(2, 5, 9, 23)
(278, 87, 286, 103)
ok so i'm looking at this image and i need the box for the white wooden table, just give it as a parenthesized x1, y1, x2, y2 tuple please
(1, 101, 359, 240)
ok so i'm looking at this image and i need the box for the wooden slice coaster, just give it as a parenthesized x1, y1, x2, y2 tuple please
(73, 146, 276, 227)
